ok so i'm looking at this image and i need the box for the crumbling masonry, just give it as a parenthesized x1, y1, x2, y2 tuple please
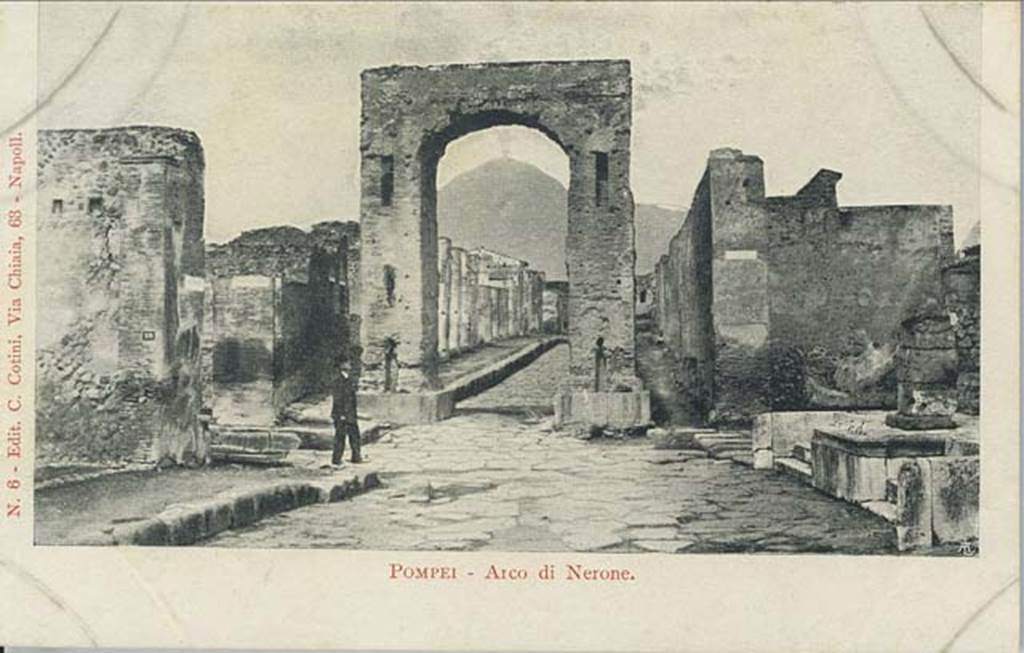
(203, 222, 360, 425)
(654, 148, 957, 426)
(37, 127, 207, 466)
(358, 60, 639, 403)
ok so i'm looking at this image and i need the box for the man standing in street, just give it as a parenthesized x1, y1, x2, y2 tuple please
(331, 346, 363, 465)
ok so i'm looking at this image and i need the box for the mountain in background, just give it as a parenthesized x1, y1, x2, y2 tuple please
(437, 158, 684, 280)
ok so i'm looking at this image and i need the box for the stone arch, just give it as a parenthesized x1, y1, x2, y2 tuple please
(358, 60, 639, 403)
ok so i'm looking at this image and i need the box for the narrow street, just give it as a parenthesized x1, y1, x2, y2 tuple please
(204, 345, 896, 553)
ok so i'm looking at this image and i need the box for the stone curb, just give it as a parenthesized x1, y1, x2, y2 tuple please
(82, 471, 381, 546)
(446, 336, 566, 402)
(35, 463, 151, 491)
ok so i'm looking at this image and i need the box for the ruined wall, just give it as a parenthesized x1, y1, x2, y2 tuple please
(766, 200, 954, 414)
(431, 242, 545, 360)
(542, 281, 568, 334)
(635, 272, 655, 318)
(360, 60, 636, 394)
(205, 222, 354, 424)
(654, 147, 956, 426)
(36, 127, 207, 467)
(942, 247, 980, 414)
(653, 168, 714, 420)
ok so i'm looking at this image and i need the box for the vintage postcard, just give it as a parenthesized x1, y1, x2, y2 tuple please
(0, 2, 1019, 651)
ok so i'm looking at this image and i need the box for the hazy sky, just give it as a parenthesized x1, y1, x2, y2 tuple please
(36, 2, 1004, 246)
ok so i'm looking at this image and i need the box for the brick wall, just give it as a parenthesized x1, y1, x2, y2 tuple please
(205, 222, 356, 424)
(654, 148, 956, 426)
(36, 127, 207, 467)
(359, 60, 636, 394)
(942, 248, 980, 414)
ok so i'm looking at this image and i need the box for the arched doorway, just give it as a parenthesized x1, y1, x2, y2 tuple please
(358, 60, 643, 421)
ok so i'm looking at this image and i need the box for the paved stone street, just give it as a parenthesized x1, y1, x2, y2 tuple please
(205, 345, 896, 553)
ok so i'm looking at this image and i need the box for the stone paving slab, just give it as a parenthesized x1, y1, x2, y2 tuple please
(202, 345, 901, 554)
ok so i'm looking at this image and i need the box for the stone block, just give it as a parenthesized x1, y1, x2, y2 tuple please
(752, 448, 774, 470)
(811, 427, 950, 504)
(896, 384, 958, 417)
(896, 460, 933, 551)
(257, 483, 299, 518)
(295, 482, 323, 506)
(946, 437, 979, 456)
(752, 411, 875, 460)
(896, 348, 958, 383)
(229, 490, 261, 527)
(885, 413, 956, 430)
(553, 391, 651, 429)
(197, 498, 234, 538)
(812, 427, 948, 459)
(358, 390, 455, 424)
(159, 505, 207, 546)
(214, 429, 302, 452)
(929, 456, 979, 545)
(113, 518, 170, 546)
(810, 435, 888, 502)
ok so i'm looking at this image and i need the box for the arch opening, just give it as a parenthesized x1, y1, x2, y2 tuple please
(428, 124, 571, 377)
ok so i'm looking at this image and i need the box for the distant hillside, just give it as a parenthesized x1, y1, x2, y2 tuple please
(633, 203, 687, 275)
(437, 158, 684, 280)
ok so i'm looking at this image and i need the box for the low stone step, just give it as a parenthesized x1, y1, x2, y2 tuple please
(774, 456, 812, 482)
(649, 427, 716, 450)
(695, 436, 750, 449)
(211, 427, 301, 452)
(706, 444, 752, 457)
(725, 451, 754, 467)
(861, 500, 898, 524)
(208, 444, 291, 465)
(792, 443, 812, 464)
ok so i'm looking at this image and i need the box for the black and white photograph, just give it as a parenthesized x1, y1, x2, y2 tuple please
(1, 2, 1019, 651)
(29, 2, 989, 555)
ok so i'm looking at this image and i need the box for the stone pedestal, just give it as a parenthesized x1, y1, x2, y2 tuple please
(810, 427, 948, 503)
(553, 391, 651, 429)
(885, 306, 959, 430)
(357, 391, 455, 424)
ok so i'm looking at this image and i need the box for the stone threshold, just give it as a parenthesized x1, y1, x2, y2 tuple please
(75, 471, 382, 546)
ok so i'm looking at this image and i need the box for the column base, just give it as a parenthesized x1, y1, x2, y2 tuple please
(553, 391, 651, 429)
(358, 391, 455, 424)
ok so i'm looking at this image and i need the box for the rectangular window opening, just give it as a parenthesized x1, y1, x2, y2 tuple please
(51, 198, 63, 215)
(380, 156, 394, 207)
(88, 197, 103, 214)
(594, 152, 609, 206)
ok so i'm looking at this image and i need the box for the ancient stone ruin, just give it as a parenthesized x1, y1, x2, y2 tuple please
(203, 222, 360, 427)
(358, 60, 647, 425)
(36, 127, 207, 466)
(654, 148, 956, 426)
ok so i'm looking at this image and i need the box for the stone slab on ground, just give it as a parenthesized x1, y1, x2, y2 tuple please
(648, 427, 716, 450)
(35, 449, 383, 546)
(100, 471, 381, 546)
(279, 421, 389, 450)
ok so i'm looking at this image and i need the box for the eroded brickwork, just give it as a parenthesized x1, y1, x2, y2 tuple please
(654, 148, 956, 426)
(359, 60, 636, 393)
(942, 246, 980, 414)
(36, 127, 206, 466)
(205, 222, 359, 423)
